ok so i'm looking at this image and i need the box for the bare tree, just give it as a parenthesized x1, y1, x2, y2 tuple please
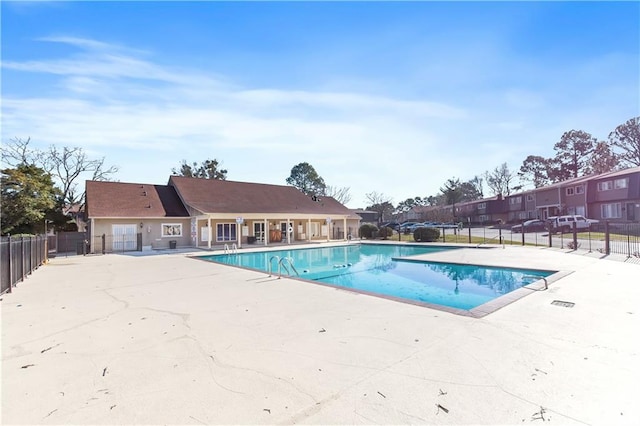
(1, 137, 46, 166)
(325, 185, 352, 205)
(365, 191, 394, 223)
(48, 145, 119, 206)
(484, 163, 515, 197)
(1, 137, 118, 206)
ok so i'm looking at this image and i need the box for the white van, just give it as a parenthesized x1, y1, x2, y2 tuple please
(546, 215, 598, 232)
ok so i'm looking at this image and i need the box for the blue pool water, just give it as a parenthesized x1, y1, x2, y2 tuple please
(200, 244, 554, 310)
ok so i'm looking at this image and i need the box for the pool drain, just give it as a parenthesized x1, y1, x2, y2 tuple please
(551, 300, 575, 308)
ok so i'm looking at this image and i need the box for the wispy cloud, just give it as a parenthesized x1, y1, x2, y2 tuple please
(2, 35, 637, 206)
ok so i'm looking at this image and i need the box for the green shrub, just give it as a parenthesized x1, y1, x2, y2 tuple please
(413, 227, 440, 242)
(378, 226, 393, 240)
(359, 223, 378, 239)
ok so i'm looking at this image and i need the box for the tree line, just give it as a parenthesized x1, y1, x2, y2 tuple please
(3, 116, 636, 234)
(354, 116, 639, 222)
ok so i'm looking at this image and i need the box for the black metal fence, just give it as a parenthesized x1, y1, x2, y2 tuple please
(1, 235, 47, 295)
(462, 221, 640, 258)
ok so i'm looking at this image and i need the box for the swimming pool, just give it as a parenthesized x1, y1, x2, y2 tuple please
(200, 244, 555, 312)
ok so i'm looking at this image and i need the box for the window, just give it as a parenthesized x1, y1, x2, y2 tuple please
(575, 186, 584, 194)
(601, 203, 622, 219)
(614, 178, 628, 189)
(162, 223, 182, 237)
(216, 223, 237, 241)
(509, 196, 522, 205)
(566, 187, 574, 196)
(477, 202, 486, 209)
(478, 215, 489, 222)
(526, 194, 534, 202)
(597, 181, 613, 191)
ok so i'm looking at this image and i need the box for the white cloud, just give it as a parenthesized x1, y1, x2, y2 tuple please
(2, 36, 637, 207)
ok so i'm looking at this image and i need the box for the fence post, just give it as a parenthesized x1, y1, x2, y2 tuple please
(102, 234, 106, 254)
(498, 227, 502, 245)
(468, 225, 471, 244)
(548, 224, 552, 247)
(627, 225, 631, 258)
(21, 236, 25, 282)
(605, 221, 610, 255)
(572, 222, 578, 250)
(521, 220, 525, 246)
(7, 236, 12, 293)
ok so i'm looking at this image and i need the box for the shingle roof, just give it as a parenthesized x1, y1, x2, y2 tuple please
(169, 176, 353, 215)
(86, 181, 189, 218)
(591, 166, 640, 180)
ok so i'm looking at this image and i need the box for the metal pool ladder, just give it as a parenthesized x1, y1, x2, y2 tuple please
(524, 275, 548, 290)
(223, 243, 238, 254)
(268, 256, 299, 278)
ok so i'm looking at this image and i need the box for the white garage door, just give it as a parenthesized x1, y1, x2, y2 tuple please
(112, 224, 138, 251)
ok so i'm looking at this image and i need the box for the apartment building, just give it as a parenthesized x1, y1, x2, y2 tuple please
(406, 166, 640, 224)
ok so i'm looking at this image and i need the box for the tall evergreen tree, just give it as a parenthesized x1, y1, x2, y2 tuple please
(552, 130, 596, 179)
(286, 162, 326, 196)
(1, 165, 59, 234)
(609, 116, 640, 167)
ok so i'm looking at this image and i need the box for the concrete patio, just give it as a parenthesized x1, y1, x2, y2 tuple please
(1, 243, 638, 425)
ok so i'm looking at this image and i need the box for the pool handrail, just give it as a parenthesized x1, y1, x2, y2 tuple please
(278, 257, 299, 278)
(268, 255, 280, 277)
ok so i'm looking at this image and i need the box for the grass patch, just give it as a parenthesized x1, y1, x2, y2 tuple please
(385, 232, 541, 246)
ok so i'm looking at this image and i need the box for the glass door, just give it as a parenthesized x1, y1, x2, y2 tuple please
(254, 222, 265, 242)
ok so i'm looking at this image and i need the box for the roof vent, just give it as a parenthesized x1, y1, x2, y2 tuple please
(142, 191, 147, 196)
(146, 204, 152, 208)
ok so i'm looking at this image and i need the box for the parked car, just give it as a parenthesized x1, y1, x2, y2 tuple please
(407, 223, 427, 232)
(399, 222, 419, 231)
(380, 222, 400, 231)
(511, 219, 546, 233)
(546, 215, 598, 233)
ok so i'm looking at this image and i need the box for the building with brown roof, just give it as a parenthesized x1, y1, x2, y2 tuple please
(85, 177, 359, 252)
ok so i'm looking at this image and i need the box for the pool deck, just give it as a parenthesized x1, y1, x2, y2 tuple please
(1, 243, 638, 425)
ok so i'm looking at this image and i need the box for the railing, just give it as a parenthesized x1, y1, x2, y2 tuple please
(475, 234, 505, 248)
(278, 257, 299, 278)
(267, 256, 299, 278)
(268, 256, 280, 277)
(466, 221, 640, 258)
(0, 235, 46, 295)
(523, 275, 548, 290)
(223, 243, 238, 254)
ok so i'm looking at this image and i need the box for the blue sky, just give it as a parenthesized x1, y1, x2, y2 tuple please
(2, 1, 639, 208)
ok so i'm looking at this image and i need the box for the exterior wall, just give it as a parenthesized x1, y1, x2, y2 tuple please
(90, 218, 192, 252)
(587, 173, 639, 221)
(195, 216, 358, 248)
(506, 195, 525, 222)
(533, 187, 561, 219)
(562, 183, 587, 216)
